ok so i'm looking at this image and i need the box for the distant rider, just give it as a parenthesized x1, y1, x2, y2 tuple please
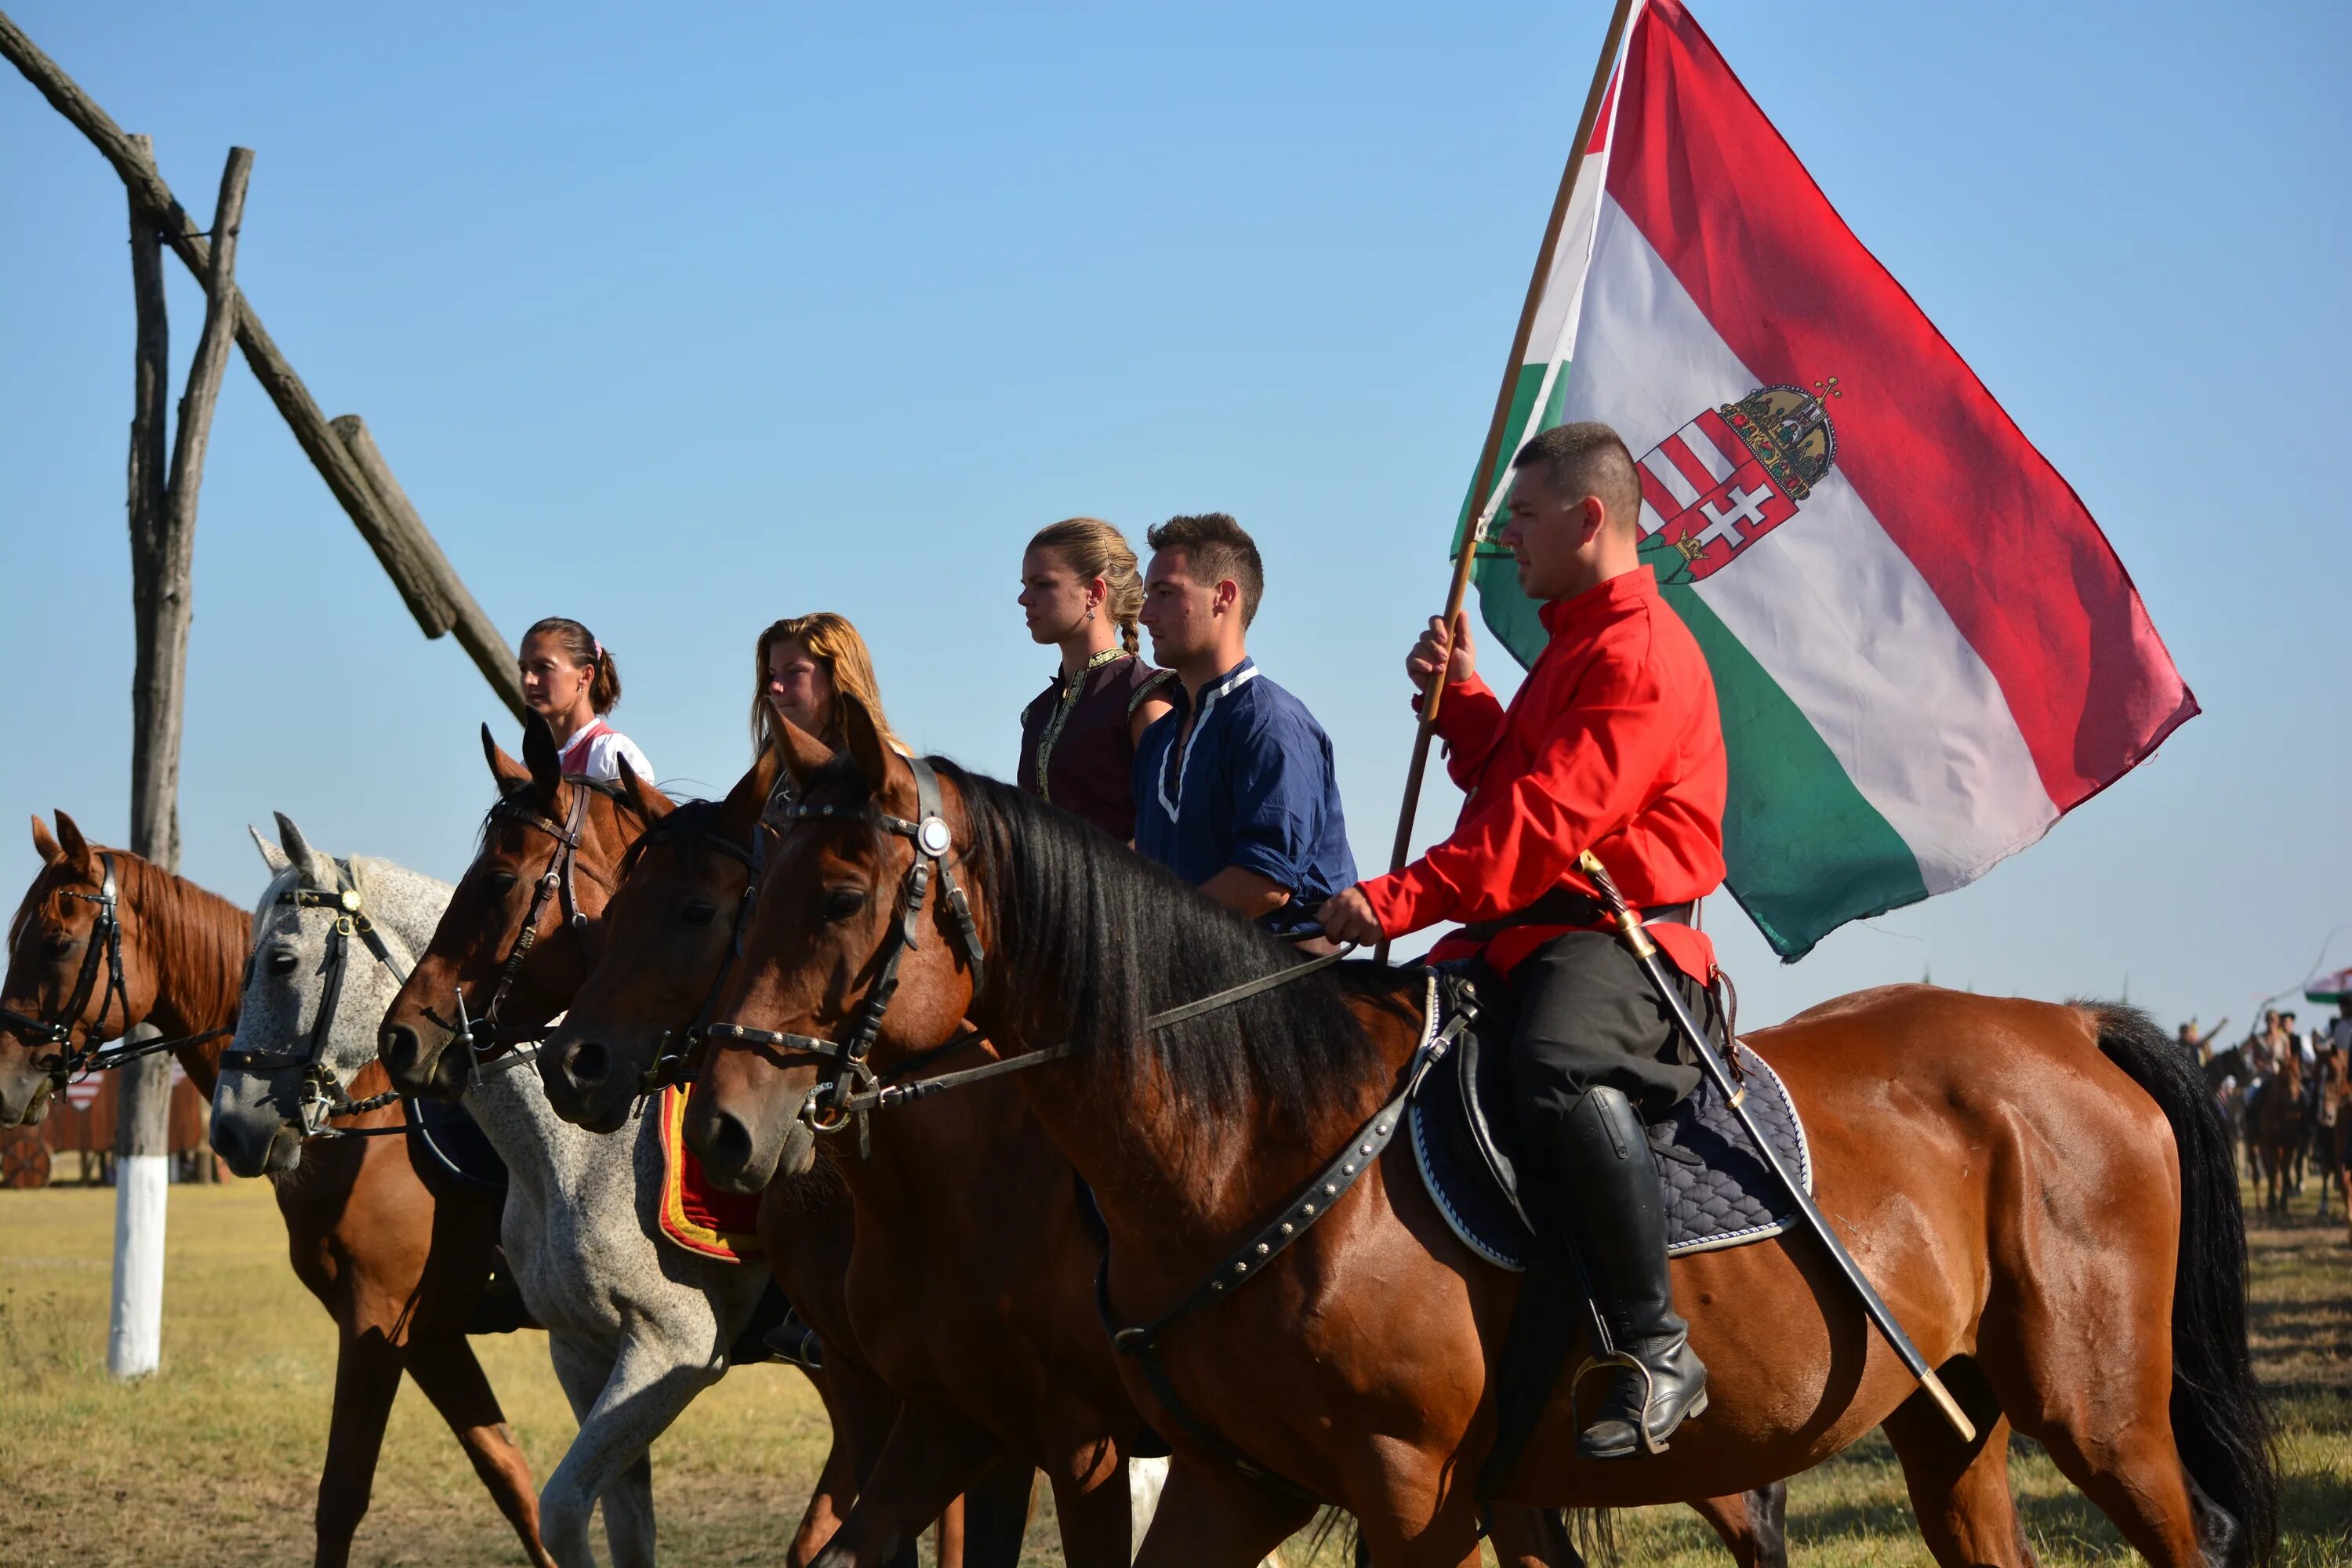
(1318, 422, 1727, 1459)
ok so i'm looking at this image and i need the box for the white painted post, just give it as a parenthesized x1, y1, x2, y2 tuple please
(107, 1022, 169, 1378)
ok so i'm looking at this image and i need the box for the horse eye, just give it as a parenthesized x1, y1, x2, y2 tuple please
(487, 871, 520, 895)
(45, 931, 77, 957)
(822, 888, 868, 921)
(267, 950, 299, 978)
(682, 902, 719, 928)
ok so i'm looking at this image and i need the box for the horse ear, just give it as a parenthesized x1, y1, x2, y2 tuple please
(772, 718, 835, 795)
(838, 694, 909, 806)
(52, 811, 92, 867)
(521, 713, 564, 805)
(615, 756, 673, 825)
(248, 824, 292, 876)
(482, 723, 531, 791)
(274, 812, 332, 884)
(31, 815, 64, 866)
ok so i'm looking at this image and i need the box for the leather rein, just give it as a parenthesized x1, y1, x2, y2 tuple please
(0, 853, 233, 1087)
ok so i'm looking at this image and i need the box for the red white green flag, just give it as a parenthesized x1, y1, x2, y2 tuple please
(1462, 0, 2196, 959)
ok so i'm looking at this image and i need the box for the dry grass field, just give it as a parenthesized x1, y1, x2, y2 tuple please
(1, 1174, 2344, 1566)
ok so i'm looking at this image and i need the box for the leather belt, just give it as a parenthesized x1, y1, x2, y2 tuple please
(1457, 887, 1693, 943)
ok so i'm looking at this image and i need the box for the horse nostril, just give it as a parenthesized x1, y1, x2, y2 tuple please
(381, 1023, 420, 1076)
(706, 1111, 752, 1177)
(565, 1040, 609, 1087)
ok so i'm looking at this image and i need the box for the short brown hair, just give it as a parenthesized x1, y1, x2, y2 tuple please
(1512, 422, 1643, 533)
(521, 617, 621, 713)
(1146, 513, 1265, 626)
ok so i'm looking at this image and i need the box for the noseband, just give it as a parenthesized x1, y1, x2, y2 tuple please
(220, 859, 410, 1137)
(0, 855, 130, 1087)
(703, 757, 988, 1156)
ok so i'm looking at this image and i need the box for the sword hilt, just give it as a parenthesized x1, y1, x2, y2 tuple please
(1577, 849, 1657, 958)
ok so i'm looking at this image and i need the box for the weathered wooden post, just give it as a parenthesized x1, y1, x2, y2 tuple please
(108, 140, 250, 1380)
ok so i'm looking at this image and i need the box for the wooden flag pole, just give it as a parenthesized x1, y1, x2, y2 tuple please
(1376, 0, 1638, 961)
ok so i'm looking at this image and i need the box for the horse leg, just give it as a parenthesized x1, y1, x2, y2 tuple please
(808, 1407, 1003, 1568)
(958, 1458, 1040, 1568)
(1883, 1381, 2038, 1568)
(1681, 1486, 1791, 1568)
(1040, 1445, 1131, 1568)
(312, 1322, 405, 1568)
(539, 1330, 716, 1568)
(403, 1332, 557, 1568)
(1131, 1455, 1318, 1568)
(1486, 1506, 1583, 1567)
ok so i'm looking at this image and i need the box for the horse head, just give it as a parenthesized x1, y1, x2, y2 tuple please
(379, 715, 662, 1100)
(209, 815, 436, 1178)
(0, 812, 169, 1125)
(542, 750, 777, 1134)
(688, 697, 986, 1193)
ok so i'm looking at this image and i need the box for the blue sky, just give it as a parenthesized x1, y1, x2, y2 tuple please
(4, 0, 2347, 1036)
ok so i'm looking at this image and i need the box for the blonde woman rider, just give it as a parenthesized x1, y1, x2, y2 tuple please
(518, 616, 652, 783)
(752, 612, 903, 789)
(1014, 518, 1175, 841)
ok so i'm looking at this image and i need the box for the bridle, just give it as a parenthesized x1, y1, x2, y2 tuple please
(624, 808, 763, 1101)
(0, 855, 131, 1087)
(219, 858, 411, 1138)
(703, 757, 988, 1156)
(427, 782, 603, 1083)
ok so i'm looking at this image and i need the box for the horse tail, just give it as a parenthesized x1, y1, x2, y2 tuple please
(2085, 1001, 2280, 1565)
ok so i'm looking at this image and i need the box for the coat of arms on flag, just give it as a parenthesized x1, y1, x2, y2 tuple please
(1637, 384, 1835, 583)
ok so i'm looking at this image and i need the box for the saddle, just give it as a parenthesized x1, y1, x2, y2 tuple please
(406, 1095, 509, 1195)
(1406, 969, 1813, 1272)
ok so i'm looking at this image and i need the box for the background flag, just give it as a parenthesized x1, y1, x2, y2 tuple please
(1462, 0, 2196, 959)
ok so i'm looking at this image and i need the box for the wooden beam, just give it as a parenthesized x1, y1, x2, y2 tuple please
(332, 415, 526, 718)
(129, 146, 250, 873)
(124, 144, 170, 858)
(0, 9, 524, 720)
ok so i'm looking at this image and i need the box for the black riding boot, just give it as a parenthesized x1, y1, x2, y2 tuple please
(1544, 1084, 1708, 1458)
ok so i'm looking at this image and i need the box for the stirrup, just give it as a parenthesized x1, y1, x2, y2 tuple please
(1568, 1349, 1704, 1458)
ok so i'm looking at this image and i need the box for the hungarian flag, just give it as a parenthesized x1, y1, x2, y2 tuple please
(1461, 0, 2195, 959)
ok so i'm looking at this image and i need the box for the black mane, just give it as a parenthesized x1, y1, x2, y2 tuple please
(924, 759, 1414, 1130)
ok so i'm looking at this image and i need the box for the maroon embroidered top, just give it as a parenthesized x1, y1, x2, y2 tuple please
(1017, 650, 1175, 841)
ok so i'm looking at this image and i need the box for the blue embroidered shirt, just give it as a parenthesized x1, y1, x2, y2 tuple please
(1133, 658, 1357, 933)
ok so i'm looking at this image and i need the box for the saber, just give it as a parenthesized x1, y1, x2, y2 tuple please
(1577, 849, 1978, 1444)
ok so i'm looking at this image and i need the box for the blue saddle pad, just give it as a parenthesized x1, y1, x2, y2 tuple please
(1406, 972, 1811, 1271)
(407, 1096, 509, 1196)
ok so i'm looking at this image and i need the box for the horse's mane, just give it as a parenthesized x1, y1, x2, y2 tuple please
(111, 851, 249, 1028)
(925, 759, 1406, 1131)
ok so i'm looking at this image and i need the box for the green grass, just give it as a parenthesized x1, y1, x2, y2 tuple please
(2, 1177, 2345, 1566)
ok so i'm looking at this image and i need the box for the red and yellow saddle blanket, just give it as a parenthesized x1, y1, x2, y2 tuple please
(655, 1084, 764, 1262)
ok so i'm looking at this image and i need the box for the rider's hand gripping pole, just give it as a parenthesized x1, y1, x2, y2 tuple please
(1576, 849, 1979, 1445)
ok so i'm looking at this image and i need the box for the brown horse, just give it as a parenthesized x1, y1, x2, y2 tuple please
(657, 732, 1784, 1566)
(2314, 1048, 2349, 1235)
(687, 713, 2277, 1568)
(2249, 1046, 2307, 1218)
(374, 724, 975, 1568)
(3, 813, 554, 1568)
(2, 811, 239, 1121)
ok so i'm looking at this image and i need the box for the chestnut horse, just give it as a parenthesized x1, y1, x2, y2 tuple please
(2, 813, 553, 1568)
(654, 735, 1782, 1566)
(2249, 1047, 2307, 1218)
(688, 713, 2277, 1568)
(373, 720, 971, 1568)
(2, 811, 238, 1121)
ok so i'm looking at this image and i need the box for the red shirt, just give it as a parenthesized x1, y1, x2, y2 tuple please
(1359, 566, 1726, 981)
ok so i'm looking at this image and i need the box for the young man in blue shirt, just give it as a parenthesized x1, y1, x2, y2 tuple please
(1133, 513, 1356, 937)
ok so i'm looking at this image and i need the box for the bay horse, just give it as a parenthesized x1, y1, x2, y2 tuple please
(371, 719, 952, 1568)
(2, 811, 239, 1123)
(2312, 1047, 2348, 1231)
(2249, 1045, 2306, 1218)
(2, 812, 553, 1568)
(688, 707, 2278, 1568)
(649, 735, 1781, 1566)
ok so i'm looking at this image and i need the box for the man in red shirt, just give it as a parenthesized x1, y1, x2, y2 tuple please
(1319, 421, 1727, 1459)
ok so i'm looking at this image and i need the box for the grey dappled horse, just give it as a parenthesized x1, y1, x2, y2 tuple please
(212, 815, 770, 1568)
